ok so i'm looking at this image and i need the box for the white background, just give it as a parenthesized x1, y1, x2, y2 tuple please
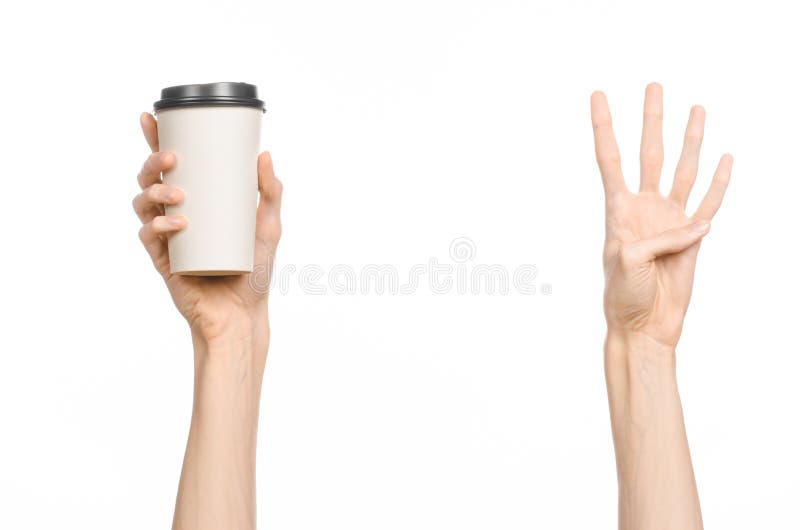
(1, 0, 798, 528)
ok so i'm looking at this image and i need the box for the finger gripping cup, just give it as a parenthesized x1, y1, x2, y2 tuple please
(154, 82, 265, 276)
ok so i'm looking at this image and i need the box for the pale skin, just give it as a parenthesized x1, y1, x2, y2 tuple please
(132, 112, 283, 530)
(592, 83, 732, 530)
(130, 84, 727, 529)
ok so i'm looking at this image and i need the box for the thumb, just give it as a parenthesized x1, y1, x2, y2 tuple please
(620, 220, 710, 266)
(254, 151, 284, 267)
(257, 151, 283, 218)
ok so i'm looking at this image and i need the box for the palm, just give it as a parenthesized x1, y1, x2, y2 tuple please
(604, 191, 699, 344)
(166, 274, 254, 333)
(591, 84, 732, 346)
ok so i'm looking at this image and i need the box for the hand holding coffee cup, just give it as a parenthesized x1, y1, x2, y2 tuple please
(132, 82, 283, 342)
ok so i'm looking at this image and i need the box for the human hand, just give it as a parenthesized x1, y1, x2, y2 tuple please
(132, 113, 283, 347)
(591, 83, 732, 348)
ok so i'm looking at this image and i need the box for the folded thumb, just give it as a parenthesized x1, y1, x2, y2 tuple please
(621, 220, 710, 265)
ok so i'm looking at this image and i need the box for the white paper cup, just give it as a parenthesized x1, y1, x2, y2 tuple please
(154, 82, 264, 276)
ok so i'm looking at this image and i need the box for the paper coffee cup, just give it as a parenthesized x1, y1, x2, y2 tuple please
(154, 82, 265, 276)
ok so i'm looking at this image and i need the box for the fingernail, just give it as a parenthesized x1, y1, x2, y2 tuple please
(169, 216, 185, 227)
(165, 189, 180, 202)
(691, 220, 709, 232)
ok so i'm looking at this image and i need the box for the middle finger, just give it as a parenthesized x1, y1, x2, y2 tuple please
(639, 82, 664, 193)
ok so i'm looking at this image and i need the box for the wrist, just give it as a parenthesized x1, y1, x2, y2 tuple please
(190, 316, 270, 386)
(604, 329, 677, 395)
(191, 321, 266, 352)
(605, 328, 676, 367)
(604, 329, 680, 441)
(604, 329, 680, 429)
(189, 304, 270, 355)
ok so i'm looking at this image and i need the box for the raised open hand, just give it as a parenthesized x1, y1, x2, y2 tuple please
(132, 113, 283, 344)
(592, 83, 732, 347)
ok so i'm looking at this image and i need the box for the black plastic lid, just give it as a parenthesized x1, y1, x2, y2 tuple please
(154, 82, 265, 112)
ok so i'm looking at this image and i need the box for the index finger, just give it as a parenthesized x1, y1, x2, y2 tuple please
(140, 112, 159, 153)
(591, 91, 627, 196)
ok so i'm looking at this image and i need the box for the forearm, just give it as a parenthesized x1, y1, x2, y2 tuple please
(172, 325, 269, 530)
(604, 331, 702, 530)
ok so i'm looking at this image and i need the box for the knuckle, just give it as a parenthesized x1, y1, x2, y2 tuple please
(641, 147, 663, 162)
(145, 153, 162, 174)
(142, 155, 154, 173)
(685, 130, 704, 143)
(671, 176, 694, 191)
(714, 173, 731, 186)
